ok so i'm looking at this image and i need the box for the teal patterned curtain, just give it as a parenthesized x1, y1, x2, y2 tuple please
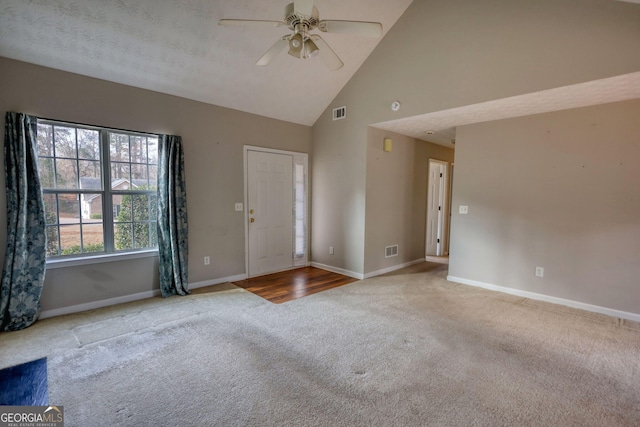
(157, 135, 189, 297)
(1, 112, 47, 331)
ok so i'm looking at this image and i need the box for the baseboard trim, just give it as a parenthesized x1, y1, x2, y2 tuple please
(40, 289, 161, 320)
(310, 262, 364, 280)
(189, 274, 248, 289)
(364, 259, 425, 279)
(311, 259, 427, 280)
(447, 275, 640, 323)
(40, 273, 249, 319)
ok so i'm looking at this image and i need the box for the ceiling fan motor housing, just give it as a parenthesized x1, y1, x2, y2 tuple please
(284, 2, 319, 30)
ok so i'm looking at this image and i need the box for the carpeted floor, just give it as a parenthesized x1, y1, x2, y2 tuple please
(0, 262, 638, 426)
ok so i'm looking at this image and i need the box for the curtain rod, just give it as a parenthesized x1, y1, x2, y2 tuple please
(36, 115, 164, 138)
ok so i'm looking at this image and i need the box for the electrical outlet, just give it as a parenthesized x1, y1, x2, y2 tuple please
(204, 256, 210, 266)
(235, 203, 243, 212)
(535, 266, 544, 277)
(459, 205, 469, 214)
(329, 246, 334, 255)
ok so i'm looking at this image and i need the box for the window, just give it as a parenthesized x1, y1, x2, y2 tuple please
(294, 163, 305, 258)
(37, 120, 158, 258)
(292, 155, 308, 267)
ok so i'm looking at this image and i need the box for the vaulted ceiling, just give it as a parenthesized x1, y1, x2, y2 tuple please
(0, 0, 412, 126)
(1, 0, 638, 145)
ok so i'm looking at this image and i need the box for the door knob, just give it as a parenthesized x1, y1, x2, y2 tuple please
(250, 218, 255, 223)
(249, 209, 254, 214)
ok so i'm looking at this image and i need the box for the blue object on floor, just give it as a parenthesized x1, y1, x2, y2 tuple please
(0, 357, 48, 405)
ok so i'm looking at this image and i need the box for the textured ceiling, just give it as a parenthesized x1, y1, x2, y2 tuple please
(1, 0, 638, 138)
(0, 0, 413, 126)
(373, 72, 640, 148)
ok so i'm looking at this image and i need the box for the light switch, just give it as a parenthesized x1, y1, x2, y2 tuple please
(235, 203, 243, 212)
(459, 205, 469, 214)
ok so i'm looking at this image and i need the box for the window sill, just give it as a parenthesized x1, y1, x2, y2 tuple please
(46, 249, 159, 270)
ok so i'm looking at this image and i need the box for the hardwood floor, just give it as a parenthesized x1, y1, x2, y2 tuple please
(232, 267, 359, 304)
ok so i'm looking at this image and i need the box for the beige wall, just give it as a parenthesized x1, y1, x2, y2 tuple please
(311, 109, 368, 274)
(364, 128, 453, 275)
(0, 57, 311, 312)
(311, 0, 640, 276)
(449, 99, 640, 314)
(3, 0, 640, 315)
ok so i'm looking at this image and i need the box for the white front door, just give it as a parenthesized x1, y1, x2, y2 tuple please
(426, 159, 448, 256)
(247, 150, 294, 277)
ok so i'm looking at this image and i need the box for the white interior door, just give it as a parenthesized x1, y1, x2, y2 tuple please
(247, 150, 294, 277)
(426, 159, 448, 256)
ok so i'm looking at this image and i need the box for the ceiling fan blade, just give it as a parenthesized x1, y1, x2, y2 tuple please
(256, 37, 290, 66)
(294, 0, 314, 17)
(219, 19, 286, 28)
(318, 20, 383, 37)
(310, 35, 344, 71)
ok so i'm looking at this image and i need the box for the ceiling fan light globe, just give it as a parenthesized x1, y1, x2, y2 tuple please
(288, 33, 304, 57)
(303, 39, 319, 59)
(288, 47, 302, 58)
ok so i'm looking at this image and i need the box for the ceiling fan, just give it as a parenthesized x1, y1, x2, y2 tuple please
(219, 0, 383, 70)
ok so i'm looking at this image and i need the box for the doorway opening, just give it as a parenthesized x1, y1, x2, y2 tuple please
(426, 159, 450, 258)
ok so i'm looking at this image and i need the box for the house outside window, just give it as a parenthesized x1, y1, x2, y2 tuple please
(37, 120, 158, 258)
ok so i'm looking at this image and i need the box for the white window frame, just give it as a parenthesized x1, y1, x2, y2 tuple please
(37, 119, 159, 268)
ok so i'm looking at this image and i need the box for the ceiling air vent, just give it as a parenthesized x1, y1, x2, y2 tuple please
(333, 106, 346, 121)
(385, 244, 399, 258)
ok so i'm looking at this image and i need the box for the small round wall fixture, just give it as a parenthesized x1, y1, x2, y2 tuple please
(391, 101, 401, 111)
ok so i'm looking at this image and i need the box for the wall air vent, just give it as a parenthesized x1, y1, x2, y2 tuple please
(332, 106, 346, 121)
(385, 244, 399, 258)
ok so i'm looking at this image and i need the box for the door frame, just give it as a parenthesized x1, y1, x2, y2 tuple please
(426, 159, 450, 257)
(243, 145, 309, 277)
